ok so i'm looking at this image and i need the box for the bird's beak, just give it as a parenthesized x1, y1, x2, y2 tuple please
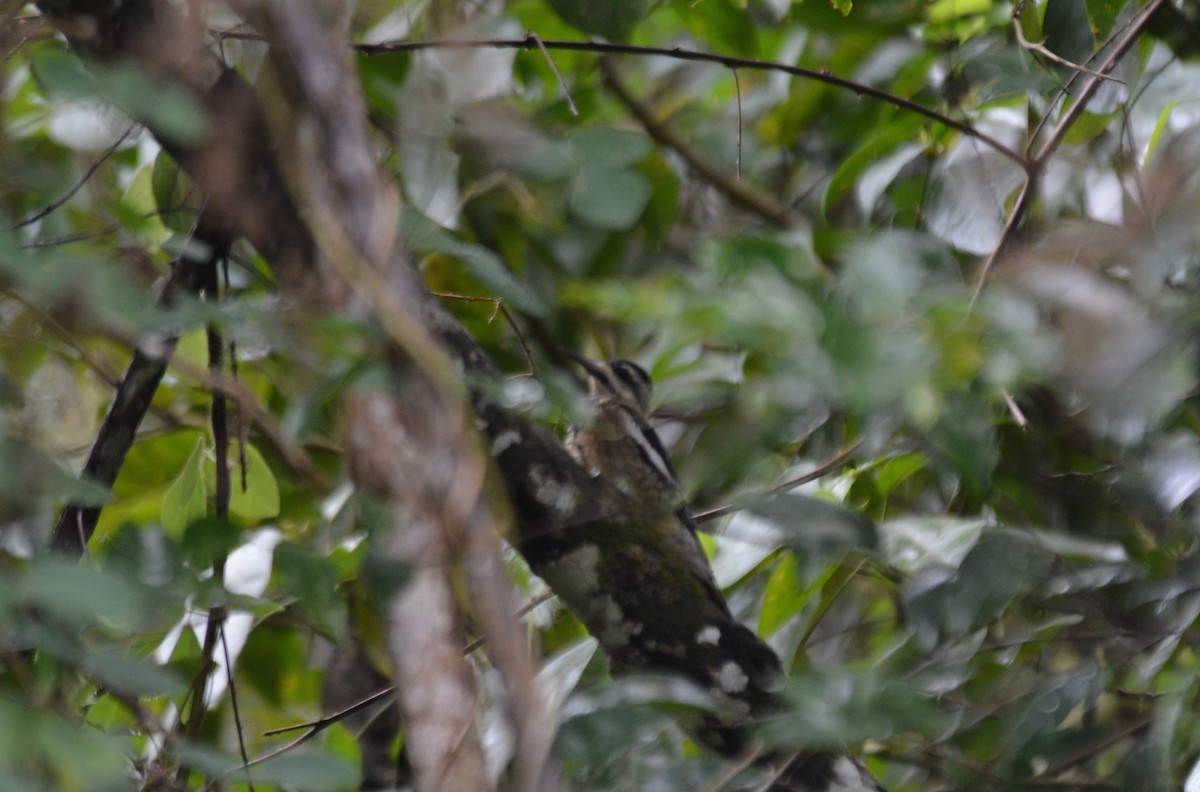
(565, 350, 606, 379)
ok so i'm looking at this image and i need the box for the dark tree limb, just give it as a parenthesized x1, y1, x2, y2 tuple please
(49, 250, 209, 553)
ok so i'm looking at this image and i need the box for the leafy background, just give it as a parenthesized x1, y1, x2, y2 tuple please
(4, 0, 1200, 789)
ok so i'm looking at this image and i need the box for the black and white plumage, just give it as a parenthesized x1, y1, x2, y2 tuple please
(564, 353, 718, 592)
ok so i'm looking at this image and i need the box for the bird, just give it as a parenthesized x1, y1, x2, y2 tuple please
(564, 352, 720, 595)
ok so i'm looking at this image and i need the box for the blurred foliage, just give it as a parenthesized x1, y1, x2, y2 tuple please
(5, 0, 1200, 790)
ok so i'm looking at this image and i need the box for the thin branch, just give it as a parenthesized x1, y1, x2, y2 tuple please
(262, 685, 397, 738)
(600, 56, 807, 232)
(462, 589, 554, 654)
(1033, 0, 1167, 165)
(731, 67, 743, 182)
(969, 177, 1034, 305)
(692, 441, 861, 524)
(8, 124, 138, 230)
(530, 32, 577, 116)
(434, 291, 536, 375)
(222, 630, 256, 792)
(1012, 3, 1125, 85)
(209, 30, 1026, 166)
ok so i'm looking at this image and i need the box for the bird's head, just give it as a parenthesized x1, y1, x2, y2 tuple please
(567, 352, 653, 416)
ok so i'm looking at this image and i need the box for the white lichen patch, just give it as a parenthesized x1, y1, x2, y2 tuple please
(540, 544, 601, 603)
(597, 595, 642, 646)
(829, 754, 879, 791)
(695, 625, 721, 646)
(716, 661, 748, 694)
(529, 464, 580, 514)
(489, 429, 521, 455)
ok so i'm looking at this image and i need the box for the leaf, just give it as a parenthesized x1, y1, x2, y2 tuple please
(538, 638, 599, 714)
(401, 208, 549, 317)
(569, 167, 651, 231)
(926, 143, 1025, 255)
(151, 151, 192, 235)
(181, 518, 242, 570)
(879, 515, 985, 572)
(247, 753, 359, 791)
(161, 436, 207, 538)
(758, 552, 834, 638)
(206, 442, 280, 523)
(545, 0, 646, 41)
(273, 543, 346, 640)
(22, 557, 145, 631)
(84, 651, 184, 696)
(761, 669, 940, 749)
(571, 128, 653, 170)
(729, 492, 878, 557)
(874, 451, 927, 499)
(1043, 0, 1096, 68)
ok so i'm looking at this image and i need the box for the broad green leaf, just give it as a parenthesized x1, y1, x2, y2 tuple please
(151, 150, 193, 235)
(22, 557, 145, 631)
(570, 167, 651, 231)
(83, 651, 184, 696)
(181, 517, 242, 570)
(119, 165, 172, 247)
(1043, 0, 1095, 67)
(401, 208, 549, 317)
(205, 442, 280, 523)
(273, 543, 346, 640)
(161, 436, 207, 537)
(571, 128, 652, 170)
(874, 451, 926, 498)
(545, 0, 645, 41)
(247, 752, 359, 791)
(759, 552, 809, 637)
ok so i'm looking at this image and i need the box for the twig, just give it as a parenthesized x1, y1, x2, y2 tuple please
(1030, 716, 1151, 782)
(1011, 3, 1125, 85)
(971, 0, 1165, 301)
(208, 30, 1025, 166)
(434, 291, 536, 374)
(222, 630, 256, 792)
(1032, 0, 1167, 165)
(462, 589, 554, 654)
(8, 124, 138, 230)
(692, 441, 861, 524)
(731, 68, 743, 181)
(1002, 388, 1027, 430)
(530, 32, 577, 116)
(969, 177, 1034, 305)
(600, 56, 807, 232)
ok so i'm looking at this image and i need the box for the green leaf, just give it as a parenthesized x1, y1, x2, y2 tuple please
(875, 451, 926, 499)
(120, 165, 172, 247)
(758, 552, 827, 638)
(22, 558, 145, 631)
(1043, 0, 1095, 67)
(83, 652, 184, 696)
(401, 208, 549, 317)
(545, 0, 646, 41)
(207, 442, 280, 523)
(181, 518, 242, 570)
(247, 752, 359, 791)
(569, 167, 651, 231)
(161, 436, 207, 538)
(273, 543, 346, 640)
(571, 127, 652, 170)
(151, 151, 192, 235)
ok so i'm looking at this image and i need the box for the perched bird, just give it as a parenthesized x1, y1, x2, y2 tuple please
(564, 352, 719, 594)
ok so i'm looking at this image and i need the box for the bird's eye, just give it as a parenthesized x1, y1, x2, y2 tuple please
(610, 360, 651, 393)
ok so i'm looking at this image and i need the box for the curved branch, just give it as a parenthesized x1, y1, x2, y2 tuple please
(210, 30, 1027, 167)
(599, 57, 807, 231)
